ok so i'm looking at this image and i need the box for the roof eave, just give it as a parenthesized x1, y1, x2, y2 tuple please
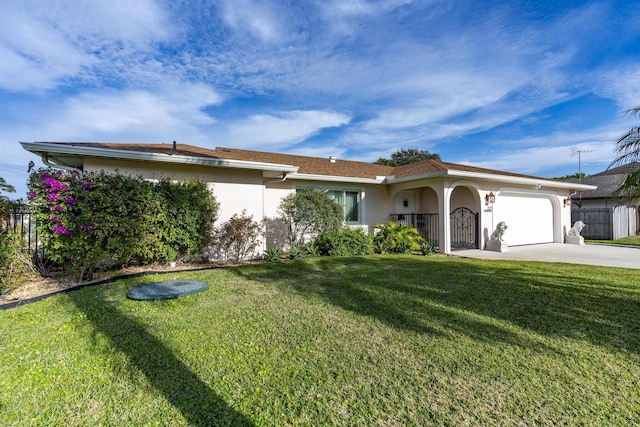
(20, 142, 299, 174)
(387, 169, 598, 190)
(287, 173, 386, 185)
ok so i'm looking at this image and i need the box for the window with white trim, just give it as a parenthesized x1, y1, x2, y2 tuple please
(296, 188, 361, 223)
(325, 190, 359, 222)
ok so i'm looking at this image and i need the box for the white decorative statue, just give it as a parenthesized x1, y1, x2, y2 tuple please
(490, 221, 508, 241)
(567, 221, 585, 237)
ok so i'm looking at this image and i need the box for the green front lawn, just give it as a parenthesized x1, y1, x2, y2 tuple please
(588, 235, 640, 246)
(1, 256, 639, 426)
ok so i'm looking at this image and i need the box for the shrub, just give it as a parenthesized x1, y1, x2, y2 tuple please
(289, 244, 305, 259)
(264, 246, 282, 262)
(420, 241, 436, 256)
(0, 233, 29, 292)
(314, 227, 373, 257)
(306, 242, 320, 257)
(215, 211, 262, 263)
(154, 179, 219, 260)
(374, 240, 391, 254)
(278, 190, 343, 248)
(373, 221, 425, 254)
(27, 169, 218, 279)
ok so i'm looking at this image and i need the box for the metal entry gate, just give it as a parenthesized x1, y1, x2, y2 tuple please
(450, 207, 478, 249)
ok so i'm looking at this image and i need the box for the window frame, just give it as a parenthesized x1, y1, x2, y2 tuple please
(294, 186, 363, 224)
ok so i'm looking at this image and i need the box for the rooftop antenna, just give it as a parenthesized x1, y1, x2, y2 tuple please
(570, 148, 593, 184)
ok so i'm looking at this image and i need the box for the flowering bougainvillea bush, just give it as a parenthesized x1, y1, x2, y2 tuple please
(28, 169, 218, 279)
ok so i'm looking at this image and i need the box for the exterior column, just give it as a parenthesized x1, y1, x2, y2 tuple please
(438, 187, 451, 254)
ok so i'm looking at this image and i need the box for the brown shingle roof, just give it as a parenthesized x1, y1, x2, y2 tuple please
(47, 142, 546, 181)
(213, 147, 394, 179)
(392, 159, 543, 180)
(49, 142, 394, 179)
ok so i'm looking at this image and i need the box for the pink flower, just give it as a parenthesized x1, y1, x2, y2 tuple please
(43, 177, 69, 192)
(46, 193, 58, 202)
(52, 225, 71, 235)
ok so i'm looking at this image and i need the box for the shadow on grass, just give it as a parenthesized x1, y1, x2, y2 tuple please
(67, 288, 254, 426)
(230, 256, 640, 355)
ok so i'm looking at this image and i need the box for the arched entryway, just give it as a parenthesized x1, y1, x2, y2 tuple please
(450, 207, 478, 249)
(449, 185, 481, 250)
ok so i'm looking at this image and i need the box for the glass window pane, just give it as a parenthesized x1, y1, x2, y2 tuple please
(326, 190, 343, 205)
(345, 191, 358, 222)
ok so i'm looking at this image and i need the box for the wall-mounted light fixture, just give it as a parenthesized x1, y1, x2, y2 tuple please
(485, 191, 495, 205)
(403, 199, 409, 208)
(564, 197, 572, 207)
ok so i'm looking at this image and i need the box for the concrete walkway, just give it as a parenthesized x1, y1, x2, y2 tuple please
(454, 243, 640, 269)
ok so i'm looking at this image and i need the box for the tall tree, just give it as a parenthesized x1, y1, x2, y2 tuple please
(611, 107, 640, 200)
(374, 148, 441, 167)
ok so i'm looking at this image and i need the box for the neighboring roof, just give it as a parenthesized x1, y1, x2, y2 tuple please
(568, 163, 640, 199)
(21, 141, 595, 190)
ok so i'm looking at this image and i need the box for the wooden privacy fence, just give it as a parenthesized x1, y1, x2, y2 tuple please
(571, 206, 638, 240)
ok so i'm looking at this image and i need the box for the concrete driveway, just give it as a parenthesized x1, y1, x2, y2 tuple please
(455, 243, 640, 269)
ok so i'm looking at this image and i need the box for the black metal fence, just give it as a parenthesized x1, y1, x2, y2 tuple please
(1, 208, 38, 253)
(389, 213, 439, 248)
(449, 207, 478, 249)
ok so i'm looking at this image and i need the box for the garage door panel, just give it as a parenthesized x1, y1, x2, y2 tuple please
(493, 195, 553, 246)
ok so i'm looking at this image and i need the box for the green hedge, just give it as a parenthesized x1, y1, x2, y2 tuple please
(314, 227, 373, 256)
(28, 169, 218, 277)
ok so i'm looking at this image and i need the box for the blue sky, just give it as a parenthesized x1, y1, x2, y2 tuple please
(1, 0, 640, 197)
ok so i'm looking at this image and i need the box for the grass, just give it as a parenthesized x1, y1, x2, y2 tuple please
(1, 255, 639, 426)
(588, 235, 640, 246)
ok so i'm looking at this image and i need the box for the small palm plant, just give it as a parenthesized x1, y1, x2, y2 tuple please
(373, 221, 425, 254)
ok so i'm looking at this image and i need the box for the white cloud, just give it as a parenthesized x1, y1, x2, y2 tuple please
(218, 0, 284, 42)
(0, 0, 170, 91)
(227, 110, 351, 149)
(458, 135, 616, 176)
(43, 83, 222, 141)
(596, 65, 640, 110)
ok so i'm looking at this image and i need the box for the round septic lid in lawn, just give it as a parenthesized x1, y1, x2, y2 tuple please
(126, 280, 209, 300)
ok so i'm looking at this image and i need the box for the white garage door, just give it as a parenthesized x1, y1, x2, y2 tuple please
(493, 194, 554, 246)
